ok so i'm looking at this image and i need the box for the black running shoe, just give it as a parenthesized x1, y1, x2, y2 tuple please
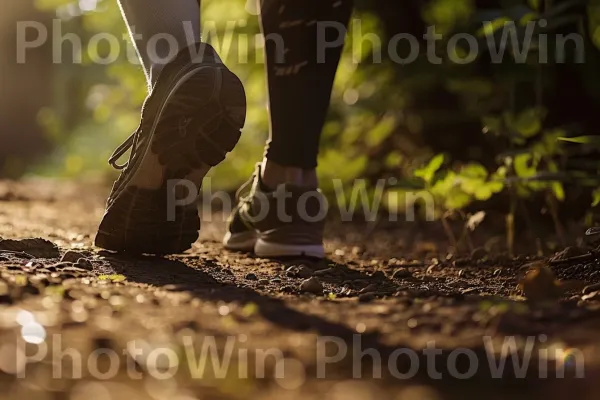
(95, 43, 246, 255)
(223, 164, 327, 259)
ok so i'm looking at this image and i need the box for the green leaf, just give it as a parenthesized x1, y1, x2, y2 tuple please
(528, 0, 540, 11)
(552, 182, 565, 201)
(513, 109, 543, 138)
(474, 184, 497, 200)
(558, 136, 600, 146)
(593, 189, 600, 207)
(445, 191, 472, 210)
(415, 154, 445, 184)
(366, 114, 396, 147)
(460, 163, 488, 179)
(478, 17, 512, 37)
(513, 154, 537, 178)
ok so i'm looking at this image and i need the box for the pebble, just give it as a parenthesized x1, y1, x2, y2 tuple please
(300, 277, 323, 294)
(76, 258, 94, 271)
(61, 251, 86, 263)
(245, 273, 258, 281)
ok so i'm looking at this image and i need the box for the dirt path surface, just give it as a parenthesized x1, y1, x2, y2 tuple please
(1, 180, 600, 400)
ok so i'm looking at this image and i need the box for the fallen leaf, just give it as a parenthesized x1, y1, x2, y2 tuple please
(467, 211, 486, 231)
(518, 264, 564, 303)
(0, 238, 60, 259)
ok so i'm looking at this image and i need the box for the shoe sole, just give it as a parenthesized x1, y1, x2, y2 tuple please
(254, 238, 325, 259)
(96, 64, 246, 255)
(224, 232, 325, 259)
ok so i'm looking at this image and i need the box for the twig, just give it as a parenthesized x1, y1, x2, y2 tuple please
(441, 214, 459, 252)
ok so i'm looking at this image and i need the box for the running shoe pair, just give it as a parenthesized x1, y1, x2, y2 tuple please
(95, 43, 326, 259)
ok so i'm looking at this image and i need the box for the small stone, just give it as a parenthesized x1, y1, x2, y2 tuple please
(245, 273, 258, 281)
(76, 258, 93, 271)
(258, 279, 269, 285)
(470, 247, 488, 260)
(61, 251, 86, 263)
(300, 277, 323, 294)
(583, 283, 600, 295)
(392, 268, 412, 279)
(296, 266, 313, 279)
(280, 286, 294, 293)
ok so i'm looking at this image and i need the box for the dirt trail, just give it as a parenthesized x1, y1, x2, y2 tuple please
(1, 179, 600, 400)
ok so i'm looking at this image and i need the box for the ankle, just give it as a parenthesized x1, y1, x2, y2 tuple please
(261, 160, 318, 189)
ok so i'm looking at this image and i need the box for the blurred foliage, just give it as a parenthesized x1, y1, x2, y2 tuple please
(32, 0, 600, 243)
(34, 0, 268, 185)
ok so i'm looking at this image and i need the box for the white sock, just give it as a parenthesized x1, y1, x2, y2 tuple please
(117, 0, 201, 86)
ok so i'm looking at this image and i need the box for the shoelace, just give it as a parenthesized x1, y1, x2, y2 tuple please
(235, 163, 262, 202)
(108, 126, 142, 170)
